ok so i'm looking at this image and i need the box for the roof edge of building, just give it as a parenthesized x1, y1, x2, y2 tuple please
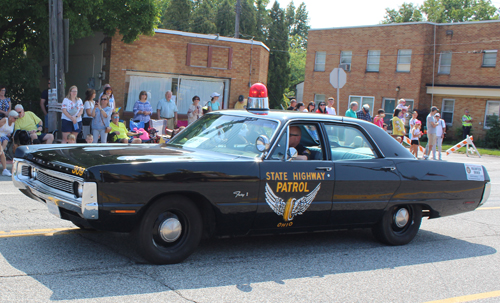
(426, 84, 500, 89)
(310, 19, 500, 31)
(154, 28, 270, 51)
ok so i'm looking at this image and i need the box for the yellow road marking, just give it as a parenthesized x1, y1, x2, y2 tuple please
(0, 227, 81, 238)
(478, 206, 500, 210)
(425, 290, 500, 303)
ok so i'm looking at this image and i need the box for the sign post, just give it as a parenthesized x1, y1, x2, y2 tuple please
(330, 66, 347, 115)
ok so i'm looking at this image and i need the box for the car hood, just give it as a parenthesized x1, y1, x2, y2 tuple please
(15, 143, 242, 175)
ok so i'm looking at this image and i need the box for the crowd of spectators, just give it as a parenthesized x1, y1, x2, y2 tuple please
(286, 97, 451, 160)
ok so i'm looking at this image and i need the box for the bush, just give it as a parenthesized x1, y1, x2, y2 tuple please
(485, 118, 500, 149)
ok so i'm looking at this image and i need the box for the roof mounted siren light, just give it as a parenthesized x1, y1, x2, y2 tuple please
(247, 82, 269, 114)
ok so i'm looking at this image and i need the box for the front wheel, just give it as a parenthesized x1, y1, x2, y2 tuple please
(135, 195, 203, 264)
(372, 205, 422, 246)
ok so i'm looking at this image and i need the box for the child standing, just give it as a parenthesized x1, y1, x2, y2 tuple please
(410, 120, 422, 158)
(373, 109, 385, 128)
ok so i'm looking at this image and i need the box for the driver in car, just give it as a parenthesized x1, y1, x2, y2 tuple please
(289, 126, 311, 160)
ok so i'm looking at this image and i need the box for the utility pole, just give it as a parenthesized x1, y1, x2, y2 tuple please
(234, 0, 241, 38)
(48, 0, 65, 134)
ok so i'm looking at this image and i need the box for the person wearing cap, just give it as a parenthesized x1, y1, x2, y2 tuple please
(207, 92, 221, 112)
(157, 90, 178, 130)
(356, 104, 372, 122)
(462, 109, 473, 139)
(433, 112, 447, 160)
(234, 95, 247, 110)
(326, 97, 336, 115)
(345, 102, 358, 118)
(424, 106, 439, 160)
(287, 98, 297, 110)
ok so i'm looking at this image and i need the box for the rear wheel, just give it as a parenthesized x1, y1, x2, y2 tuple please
(372, 205, 422, 246)
(135, 195, 202, 264)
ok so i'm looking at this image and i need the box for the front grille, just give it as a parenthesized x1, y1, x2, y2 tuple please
(37, 171, 74, 195)
(22, 165, 30, 177)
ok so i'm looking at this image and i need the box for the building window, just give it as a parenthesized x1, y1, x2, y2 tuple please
(484, 100, 500, 129)
(349, 95, 375, 116)
(438, 52, 452, 74)
(314, 94, 325, 104)
(340, 51, 352, 71)
(366, 50, 380, 72)
(482, 50, 497, 67)
(315, 51, 326, 71)
(441, 99, 455, 125)
(397, 49, 412, 72)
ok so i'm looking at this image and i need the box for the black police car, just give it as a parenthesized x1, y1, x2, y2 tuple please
(12, 84, 491, 264)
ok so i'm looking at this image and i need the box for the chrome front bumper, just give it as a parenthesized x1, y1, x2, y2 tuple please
(12, 158, 99, 220)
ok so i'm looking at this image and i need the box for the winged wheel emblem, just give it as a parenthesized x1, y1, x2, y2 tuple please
(265, 183, 321, 222)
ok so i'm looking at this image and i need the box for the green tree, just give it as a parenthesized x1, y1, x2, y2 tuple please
(422, 0, 499, 22)
(255, 0, 270, 42)
(288, 34, 306, 89)
(381, 2, 424, 24)
(0, 0, 159, 109)
(292, 2, 309, 49)
(285, 1, 296, 32)
(266, 1, 289, 109)
(239, 0, 257, 38)
(216, 0, 235, 36)
(162, 0, 193, 31)
(191, 0, 217, 34)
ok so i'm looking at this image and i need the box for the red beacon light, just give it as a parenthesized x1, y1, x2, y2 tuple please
(247, 83, 269, 113)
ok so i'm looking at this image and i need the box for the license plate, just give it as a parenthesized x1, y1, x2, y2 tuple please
(46, 200, 61, 218)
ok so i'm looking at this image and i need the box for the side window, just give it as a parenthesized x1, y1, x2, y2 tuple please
(269, 128, 288, 160)
(268, 124, 325, 161)
(324, 124, 376, 161)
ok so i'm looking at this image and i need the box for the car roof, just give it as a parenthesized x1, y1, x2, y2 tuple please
(208, 109, 414, 159)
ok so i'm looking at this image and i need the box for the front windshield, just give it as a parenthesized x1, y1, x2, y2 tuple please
(168, 113, 279, 158)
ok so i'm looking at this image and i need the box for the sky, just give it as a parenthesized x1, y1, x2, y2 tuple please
(272, 0, 500, 29)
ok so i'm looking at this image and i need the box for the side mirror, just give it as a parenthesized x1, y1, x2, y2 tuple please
(287, 147, 298, 161)
(256, 135, 270, 152)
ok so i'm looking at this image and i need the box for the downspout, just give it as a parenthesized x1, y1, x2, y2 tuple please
(431, 24, 436, 108)
(249, 37, 254, 87)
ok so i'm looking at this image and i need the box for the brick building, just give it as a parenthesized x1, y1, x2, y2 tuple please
(303, 20, 500, 139)
(103, 29, 269, 120)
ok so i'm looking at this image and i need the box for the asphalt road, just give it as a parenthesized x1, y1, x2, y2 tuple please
(1, 153, 499, 303)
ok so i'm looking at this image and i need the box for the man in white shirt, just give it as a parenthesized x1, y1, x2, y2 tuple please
(157, 91, 178, 130)
(326, 97, 336, 115)
(433, 112, 447, 160)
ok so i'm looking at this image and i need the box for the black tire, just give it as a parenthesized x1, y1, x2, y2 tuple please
(372, 204, 422, 246)
(135, 195, 202, 264)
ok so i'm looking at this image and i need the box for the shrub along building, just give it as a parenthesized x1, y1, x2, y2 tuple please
(303, 20, 500, 139)
(65, 29, 269, 122)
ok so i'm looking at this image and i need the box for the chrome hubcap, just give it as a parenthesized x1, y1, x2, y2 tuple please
(159, 217, 182, 242)
(394, 208, 409, 228)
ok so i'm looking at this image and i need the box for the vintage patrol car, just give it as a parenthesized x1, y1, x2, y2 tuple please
(12, 83, 491, 264)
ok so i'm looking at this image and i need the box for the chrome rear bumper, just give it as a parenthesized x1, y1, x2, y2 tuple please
(478, 182, 491, 208)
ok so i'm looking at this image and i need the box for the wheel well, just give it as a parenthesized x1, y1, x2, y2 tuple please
(141, 191, 217, 239)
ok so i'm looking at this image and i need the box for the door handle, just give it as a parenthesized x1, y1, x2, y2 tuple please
(316, 167, 332, 171)
(382, 166, 396, 171)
